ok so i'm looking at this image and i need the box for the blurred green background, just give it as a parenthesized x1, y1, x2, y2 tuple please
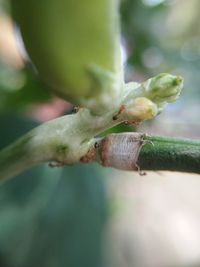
(0, 0, 200, 267)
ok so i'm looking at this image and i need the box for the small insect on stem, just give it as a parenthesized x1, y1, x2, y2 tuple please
(99, 133, 146, 171)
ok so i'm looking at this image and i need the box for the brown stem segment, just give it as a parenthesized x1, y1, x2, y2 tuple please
(95, 133, 200, 174)
(99, 133, 144, 170)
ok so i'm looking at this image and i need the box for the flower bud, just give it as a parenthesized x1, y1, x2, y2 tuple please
(125, 97, 158, 122)
(143, 73, 183, 104)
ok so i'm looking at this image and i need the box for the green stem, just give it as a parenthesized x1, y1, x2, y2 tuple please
(0, 73, 184, 181)
(0, 111, 122, 181)
(0, 133, 38, 180)
(139, 135, 200, 173)
(94, 133, 200, 174)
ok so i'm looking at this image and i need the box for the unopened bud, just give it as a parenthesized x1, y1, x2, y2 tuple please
(125, 97, 158, 122)
(142, 73, 183, 104)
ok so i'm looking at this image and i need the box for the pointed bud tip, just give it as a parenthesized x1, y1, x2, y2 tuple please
(176, 76, 182, 84)
(144, 73, 183, 104)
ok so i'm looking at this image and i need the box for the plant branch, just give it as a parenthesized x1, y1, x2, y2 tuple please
(93, 133, 200, 174)
(0, 74, 183, 181)
(139, 135, 200, 173)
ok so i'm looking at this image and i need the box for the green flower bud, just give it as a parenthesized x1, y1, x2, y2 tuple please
(122, 73, 183, 121)
(142, 73, 183, 104)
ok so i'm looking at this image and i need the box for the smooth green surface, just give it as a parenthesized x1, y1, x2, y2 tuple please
(11, 0, 122, 113)
(139, 135, 200, 173)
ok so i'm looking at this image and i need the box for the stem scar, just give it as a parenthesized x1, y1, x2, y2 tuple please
(99, 133, 145, 171)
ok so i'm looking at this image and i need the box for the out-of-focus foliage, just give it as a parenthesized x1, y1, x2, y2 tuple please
(0, 114, 107, 267)
(0, 4, 51, 113)
(0, 1, 200, 267)
(0, 69, 51, 112)
(121, 0, 200, 138)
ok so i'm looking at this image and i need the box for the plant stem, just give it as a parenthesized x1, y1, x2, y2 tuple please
(1, 128, 199, 182)
(139, 135, 200, 173)
(94, 133, 200, 174)
(0, 74, 184, 181)
(0, 110, 122, 181)
(0, 133, 38, 180)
